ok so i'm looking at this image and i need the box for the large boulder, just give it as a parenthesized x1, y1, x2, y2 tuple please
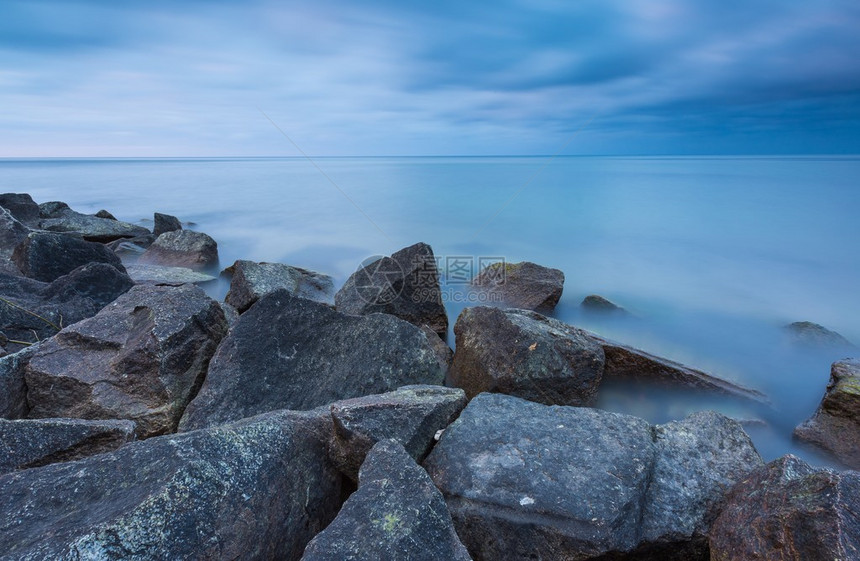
(1, 263, 134, 352)
(0, 418, 136, 474)
(179, 290, 447, 432)
(424, 393, 762, 561)
(709, 455, 860, 561)
(25, 284, 227, 438)
(329, 385, 467, 481)
(0, 193, 40, 227)
(138, 229, 219, 269)
(472, 261, 564, 312)
(153, 212, 182, 236)
(448, 307, 605, 406)
(0, 408, 342, 560)
(12, 231, 126, 282)
(39, 204, 150, 242)
(301, 439, 472, 561)
(794, 358, 860, 469)
(336, 242, 448, 338)
(225, 259, 335, 312)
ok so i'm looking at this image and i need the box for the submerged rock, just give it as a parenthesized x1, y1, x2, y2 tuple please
(472, 261, 564, 313)
(225, 259, 335, 312)
(785, 321, 855, 348)
(12, 231, 126, 282)
(794, 358, 860, 469)
(0, 418, 135, 474)
(581, 294, 628, 314)
(709, 454, 860, 561)
(179, 290, 447, 431)
(124, 263, 216, 285)
(302, 439, 472, 561)
(0, 408, 342, 560)
(25, 284, 227, 438)
(138, 229, 219, 269)
(448, 306, 605, 406)
(336, 242, 448, 338)
(39, 205, 150, 242)
(424, 393, 761, 561)
(329, 385, 467, 481)
(153, 212, 182, 236)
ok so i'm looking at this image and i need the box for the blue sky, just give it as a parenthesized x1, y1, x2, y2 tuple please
(1, 0, 859, 156)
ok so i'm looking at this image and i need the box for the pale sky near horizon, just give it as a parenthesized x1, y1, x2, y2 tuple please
(1, 0, 859, 157)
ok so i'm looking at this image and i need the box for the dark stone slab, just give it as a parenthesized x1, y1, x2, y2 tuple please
(12, 231, 126, 282)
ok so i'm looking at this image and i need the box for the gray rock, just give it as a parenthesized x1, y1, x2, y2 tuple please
(25, 284, 227, 438)
(0, 193, 40, 227)
(12, 231, 126, 282)
(124, 263, 216, 285)
(153, 212, 182, 236)
(302, 439, 472, 561)
(448, 306, 605, 406)
(225, 259, 335, 312)
(218, 301, 240, 329)
(424, 393, 762, 561)
(39, 206, 150, 243)
(94, 209, 117, 220)
(38, 201, 70, 218)
(785, 321, 855, 348)
(794, 358, 860, 469)
(0, 418, 136, 474)
(472, 261, 564, 312)
(0, 344, 40, 419)
(105, 234, 156, 256)
(138, 229, 219, 269)
(709, 455, 860, 561)
(336, 242, 448, 338)
(0, 207, 30, 264)
(422, 325, 453, 370)
(179, 290, 447, 431)
(329, 385, 467, 481)
(581, 294, 628, 314)
(0, 408, 342, 560)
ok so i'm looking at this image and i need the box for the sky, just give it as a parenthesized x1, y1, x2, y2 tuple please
(1, 0, 859, 157)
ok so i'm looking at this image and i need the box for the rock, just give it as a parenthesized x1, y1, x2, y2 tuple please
(105, 233, 156, 256)
(0, 418, 135, 474)
(39, 206, 150, 242)
(709, 455, 860, 561)
(794, 358, 860, 469)
(125, 263, 216, 285)
(302, 439, 472, 561)
(785, 321, 855, 347)
(336, 242, 448, 338)
(0, 193, 40, 227)
(25, 284, 227, 438)
(138, 229, 219, 269)
(591, 333, 768, 403)
(153, 212, 182, 236)
(12, 231, 126, 282)
(581, 294, 628, 314)
(1, 263, 134, 351)
(0, 344, 39, 419)
(422, 325, 454, 370)
(38, 200, 70, 218)
(448, 307, 605, 406)
(329, 385, 467, 481)
(0, 207, 30, 264)
(219, 301, 240, 329)
(0, 408, 342, 560)
(424, 393, 762, 561)
(94, 209, 117, 220)
(472, 261, 564, 312)
(225, 259, 335, 312)
(179, 290, 447, 431)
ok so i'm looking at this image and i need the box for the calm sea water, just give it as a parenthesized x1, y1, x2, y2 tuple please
(2, 155, 859, 465)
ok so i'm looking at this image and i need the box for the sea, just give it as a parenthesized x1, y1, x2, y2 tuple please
(2, 155, 859, 466)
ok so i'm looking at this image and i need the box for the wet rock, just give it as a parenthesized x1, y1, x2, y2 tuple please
(39, 206, 150, 242)
(448, 306, 605, 406)
(0, 207, 30, 266)
(138, 229, 219, 269)
(424, 393, 761, 561)
(709, 454, 860, 561)
(794, 358, 860, 469)
(0, 344, 40, 419)
(329, 385, 467, 481)
(125, 263, 216, 285)
(225, 259, 335, 312)
(94, 209, 117, 220)
(0, 418, 136, 474)
(105, 233, 156, 256)
(153, 212, 182, 236)
(472, 261, 564, 313)
(25, 284, 227, 438)
(785, 321, 855, 348)
(302, 439, 472, 561)
(0, 193, 40, 227)
(179, 290, 447, 431)
(0, 408, 342, 560)
(581, 294, 628, 314)
(336, 242, 448, 338)
(12, 231, 126, 282)
(38, 200, 70, 218)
